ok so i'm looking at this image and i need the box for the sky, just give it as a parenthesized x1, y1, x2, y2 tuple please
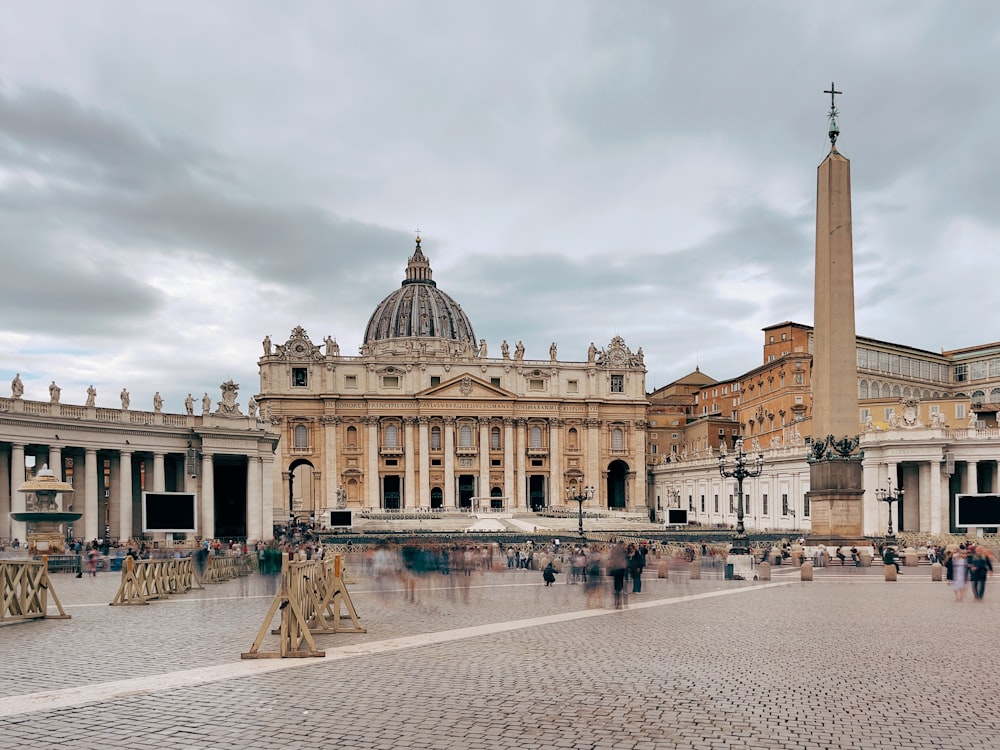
(1, 1, 999, 413)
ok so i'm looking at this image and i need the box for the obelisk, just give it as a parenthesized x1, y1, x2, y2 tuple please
(807, 83, 864, 539)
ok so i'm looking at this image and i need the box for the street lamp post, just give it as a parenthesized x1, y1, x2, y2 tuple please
(718, 438, 764, 555)
(874, 477, 903, 539)
(565, 484, 595, 539)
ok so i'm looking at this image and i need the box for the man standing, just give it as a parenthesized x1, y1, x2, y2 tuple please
(969, 546, 994, 601)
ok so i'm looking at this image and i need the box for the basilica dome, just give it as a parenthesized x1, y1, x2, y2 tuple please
(363, 237, 476, 346)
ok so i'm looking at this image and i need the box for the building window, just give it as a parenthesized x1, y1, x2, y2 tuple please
(529, 378, 545, 391)
(954, 363, 968, 383)
(701, 495, 705, 512)
(860, 408, 871, 424)
(294, 424, 308, 449)
(762, 493, 768, 516)
(611, 427, 624, 451)
(956, 404, 966, 419)
(430, 376, 441, 387)
(803, 494, 810, 517)
(884, 408, 895, 422)
(610, 375, 624, 393)
(651, 444, 658, 454)
(530, 425, 543, 449)
(714, 494, 719, 513)
(383, 375, 399, 388)
(729, 494, 735, 513)
(345, 375, 357, 389)
(972, 361, 988, 380)
(292, 368, 308, 387)
(384, 424, 399, 448)
(459, 424, 473, 448)
(490, 377, 501, 387)
(567, 379, 579, 393)
(568, 427, 579, 449)
(782, 493, 789, 515)
(490, 427, 501, 450)
(346, 426, 357, 449)
(430, 426, 442, 450)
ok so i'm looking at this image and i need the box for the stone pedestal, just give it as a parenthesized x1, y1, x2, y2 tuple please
(727, 553, 754, 580)
(903, 548, 918, 567)
(657, 559, 668, 579)
(807, 460, 864, 538)
(689, 559, 701, 580)
(931, 562, 943, 581)
(884, 565, 897, 582)
(757, 561, 771, 581)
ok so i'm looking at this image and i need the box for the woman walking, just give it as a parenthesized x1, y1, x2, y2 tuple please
(951, 546, 969, 602)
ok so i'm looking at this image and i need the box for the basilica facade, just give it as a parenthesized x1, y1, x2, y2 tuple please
(257, 238, 648, 526)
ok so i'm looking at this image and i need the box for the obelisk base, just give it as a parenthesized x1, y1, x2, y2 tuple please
(807, 460, 864, 542)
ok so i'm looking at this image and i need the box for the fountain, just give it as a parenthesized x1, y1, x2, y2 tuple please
(10, 465, 81, 555)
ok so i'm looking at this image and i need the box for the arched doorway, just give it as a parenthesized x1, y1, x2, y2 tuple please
(490, 486, 503, 511)
(430, 487, 443, 509)
(383, 475, 401, 510)
(606, 460, 629, 509)
(288, 458, 315, 524)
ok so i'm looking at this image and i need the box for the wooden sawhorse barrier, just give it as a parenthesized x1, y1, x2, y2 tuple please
(110, 557, 202, 606)
(1, 557, 70, 623)
(242, 554, 365, 659)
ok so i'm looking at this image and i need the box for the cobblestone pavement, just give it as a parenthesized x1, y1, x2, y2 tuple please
(2, 559, 998, 749)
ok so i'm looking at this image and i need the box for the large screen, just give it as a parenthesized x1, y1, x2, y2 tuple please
(666, 508, 689, 525)
(329, 510, 353, 528)
(955, 494, 1000, 527)
(142, 492, 198, 533)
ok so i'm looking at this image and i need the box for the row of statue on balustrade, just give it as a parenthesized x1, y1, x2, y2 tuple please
(8, 373, 260, 419)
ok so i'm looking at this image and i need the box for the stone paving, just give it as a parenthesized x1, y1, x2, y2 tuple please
(2, 558, 998, 749)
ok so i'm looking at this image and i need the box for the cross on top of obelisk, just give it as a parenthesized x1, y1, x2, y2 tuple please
(824, 82, 842, 146)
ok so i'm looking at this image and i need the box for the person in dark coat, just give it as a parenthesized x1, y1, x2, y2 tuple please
(969, 546, 994, 601)
(542, 561, 556, 586)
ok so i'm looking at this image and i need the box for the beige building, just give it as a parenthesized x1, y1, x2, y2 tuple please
(257, 237, 649, 526)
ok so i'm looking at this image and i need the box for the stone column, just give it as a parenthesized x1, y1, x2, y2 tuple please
(444, 417, 456, 509)
(503, 417, 514, 509)
(247, 456, 262, 542)
(322, 416, 339, 514)
(201, 453, 215, 539)
(549, 418, 562, 508)
(862, 460, 881, 536)
(965, 460, 979, 494)
(929, 459, 944, 535)
(49, 445, 63, 480)
(10, 443, 25, 541)
(84, 449, 99, 539)
(586, 418, 601, 504)
(0, 446, 10, 539)
(117, 451, 133, 543)
(153, 451, 166, 492)
(478, 417, 490, 508)
(418, 417, 430, 509)
(366, 416, 380, 509)
(404, 416, 417, 509)
(261, 455, 276, 537)
(515, 418, 527, 510)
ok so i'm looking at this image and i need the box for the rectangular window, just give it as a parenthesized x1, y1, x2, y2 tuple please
(920, 361, 931, 380)
(345, 375, 358, 389)
(857, 348, 868, 368)
(762, 493, 769, 515)
(431, 458, 442, 467)
(782, 493, 789, 515)
(490, 377, 501, 387)
(900, 357, 910, 377)
(884, 408, 895, 421)
(385, 459, 397, 467)
(990, 359, 1000, 378)
(879, 352, 890, 372)
(956, 404, 966, 419)
(651, 444, 658, 454)
(529, 378, 545, 391)
(292, 368, 308, 387)
(971, 361, 987, 380)
(860, 408, 871, 423)
(701, 495, 705, 512)
(714, 494, 719, 513)
(803, 494, 810, 517)
(491, 459, 501, 467)
(671, 433, 679, 439)
(382, 375, 399, 388)
(430, 376, 441, 386)
(610, 375, 624, 393)
(567, 379, 579, 393)
(729, 494, 735, 513)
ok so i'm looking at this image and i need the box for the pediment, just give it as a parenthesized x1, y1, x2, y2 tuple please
(417, 374, 515, 400)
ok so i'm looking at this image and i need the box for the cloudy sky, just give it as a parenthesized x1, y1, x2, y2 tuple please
(1, 1, 998, 413)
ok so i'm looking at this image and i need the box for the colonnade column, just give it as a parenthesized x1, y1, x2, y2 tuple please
(444, 417, 456, 509)
(49, 445, 63, 480)
(247, 456, 262, 542)
(116, 451, 133, 543)
(418, 417, 430, 509)
(153, 451, 166, 492)
(929, 459, 944, 535)
(862, 461, 881, 536)
(261, 456, 275, 536)
(404, 416, 416, 509)
(478, 417, 490, 507)
(10, 443, 25, 540)
(201, 453, 215, 539)
(549, 418, 562, 508)
(965, 460, 979, 494)
(322, 416, 339, 514)
(585, 418, 601, 505)
(0, 447, 10, 539)
(366, 416, 380, 509)
(503, 418, 514, 509)
(515, 419, 526, 510)
(84, 449, 98, 540)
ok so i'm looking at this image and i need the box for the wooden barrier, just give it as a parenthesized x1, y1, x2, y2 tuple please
(1, 558, 70, 623)
(110, 557, 201, 606)
(242, 554, 364, 659)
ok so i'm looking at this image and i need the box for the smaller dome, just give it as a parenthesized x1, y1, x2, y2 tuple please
(364, 237, 476, 346)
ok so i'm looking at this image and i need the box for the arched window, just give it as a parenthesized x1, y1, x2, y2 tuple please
(384, 424, 399, 448)
(529, 425, 543, 448)
(903, 387, 911, 398)
(990, 388, 1000, 404)
(459, 424, 473, 448)
(859, 380, 869, 399)
(490, 426, 501, 450)
(431, 426, 442, 450)
(567, 427, 579, 449)
(346, 425, 357, 449)
(892, 385, 901, 398)
(611, 427, 624, 451)
(881, 383, 891, 399)
(294, 424, 308, 449)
